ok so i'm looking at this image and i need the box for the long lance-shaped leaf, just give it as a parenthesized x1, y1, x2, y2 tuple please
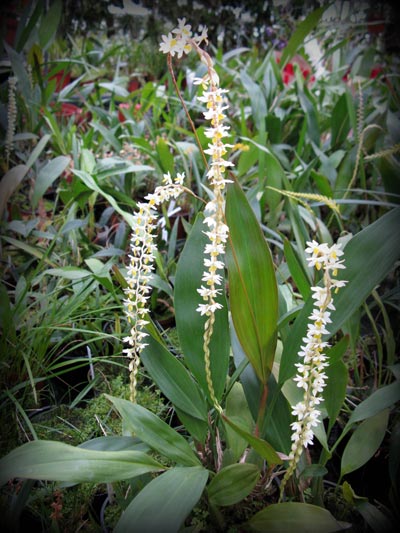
(226, 179, 278, 385)
(115, 466, 208, 533)
(0, 440, 164, 486)
(106, 395, 201, 467)
(279, 6, 328, 67)
(279, 207, 400, 384)
(174, 213, 230, 403)
(141, 334, 208, 421)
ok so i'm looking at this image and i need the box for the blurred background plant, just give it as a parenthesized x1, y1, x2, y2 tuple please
(0, 0, 399, 531)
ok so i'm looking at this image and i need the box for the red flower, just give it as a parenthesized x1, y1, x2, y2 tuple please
(276, 52, 314, 85)
(118, 102, 131, 122)
(51, 102, 87, 126)
(118, 102, 142, 122)
(370, 65, 383, 79)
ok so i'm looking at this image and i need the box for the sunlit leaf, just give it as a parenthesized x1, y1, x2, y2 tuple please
(226, 179, 278, 385)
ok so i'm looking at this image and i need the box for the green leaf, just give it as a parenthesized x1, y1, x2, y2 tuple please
(280, 6, 328, 67)
(38, 0, 62, 49)
(240, 70, 267, 128)
(72, 169, 135, 227)
(331, 93, 351, 149)
(42, 267, 92, 280)
(264, 151, 284, 228)
(78, 436, 148, 453)
(0, 440, 163, 486)
(324, 359, 348, 434)
(174, 213, 230, 402)
(208, 463, 260, 507)
(141, 334, 208, 421)
(248, 502, 342, 532)
(226, 179, 278, 385)
(222, 415, 282, 465)
(340, 410, 390, 479)
(32, 156, 71, 207)
(225, 382, 254, 461)
(347, 381, 400, 426)
(283, 238, 311, 300)
(298, 88, 320, 146)
(174, 407, 208, 445)
(115, 467, 208, 533)
(279, 208, 400, 384)
(156, 137, 174, 175)
(106, 396, 201, 466)
(0, 165, 29, 218)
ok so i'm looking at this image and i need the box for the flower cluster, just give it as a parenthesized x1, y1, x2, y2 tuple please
(159, 17, 208, 58)
(280, 241, 346, 497)
(160, 18, 233, 411)
(123, 172, 185, 402)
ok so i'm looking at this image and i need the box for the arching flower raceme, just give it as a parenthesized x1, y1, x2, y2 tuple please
(159, 20, 233, 412)
(280, 241, 347, 499)
(123, 172, 185, 402)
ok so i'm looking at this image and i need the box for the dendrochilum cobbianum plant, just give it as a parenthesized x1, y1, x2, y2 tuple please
(280, 241, 347, 498)
(122, 171, 186, 402)
(1, 12, 399, 533)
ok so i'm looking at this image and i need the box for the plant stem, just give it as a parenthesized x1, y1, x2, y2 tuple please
(255, 382, 269, 438)
(167, 54, 208, 170)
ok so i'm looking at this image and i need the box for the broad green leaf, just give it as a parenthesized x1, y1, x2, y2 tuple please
(174, 213, 230, 403)
(340, 409, 389, 479)
(0, 165, 29, 218)
(298, 88, 320, 146)
(174, 407, 208, 445)
(231, 319, 292, 456)
(38, 0, 62, 49)
(208, 463, 260, 507)
(279, 208, 400, 384)
(226, 179, 278, 385)
(347, 381, 400, 426)
(248, 502, 342, 532)
(225, 382, 254, 461)
(378, 154, 400, 203)
(331, 93, 351, 149)
(42, 267, 92, 280)
(280, 6, 328, 67)
(156, 137, 174, 175)
(141, 334, 208, 421)
(78, 435, 148, 452)
(115, 467, 208, 533)
(324, 359, 348, 434)
(240, 70, 267, 128)
(264, 151, 284, 228)
(26, 135, 52, 169)
(222, 414, 282, 465)
(106, 396, 201, 466)
(32, 156, 71, 208)
(0, 440, 163, 486)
